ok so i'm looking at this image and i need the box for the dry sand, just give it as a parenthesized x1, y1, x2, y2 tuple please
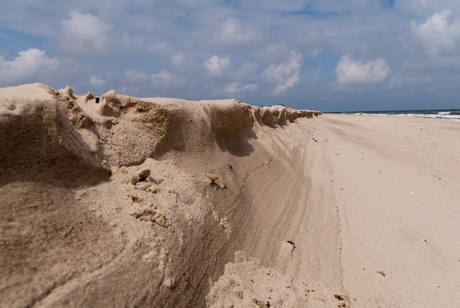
(1, 83, 459, 307)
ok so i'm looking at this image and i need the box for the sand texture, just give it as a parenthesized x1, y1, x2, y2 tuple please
(1, 83, 459, 307)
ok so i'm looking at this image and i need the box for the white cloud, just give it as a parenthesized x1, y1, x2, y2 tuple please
(5, 0, 460, 109)
(151, 69, 185, 87)
(171, 53, 188, 68)
(58, 11, 112, 57)
(224, 82, 259, 94)
(262, 51, 302, 95)
(243, 83, 259, 91)
(90, 75, 105, 87)
(224, 82, 241, 94)
(0, 48, 59, 86)
(335, 54, 390, 86)
(212, 18, 261, 46)
(170, 52, 199, 73)
(123, 69, 185, 89)
(271, 75, 300, 96)
(204, 55, 230, 76)
(410, 10, 460, 56)
(258, 43, 290, 62)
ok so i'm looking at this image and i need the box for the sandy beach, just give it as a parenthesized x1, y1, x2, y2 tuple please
(308, 114, 460, 307)
(1, 83, 459, 307)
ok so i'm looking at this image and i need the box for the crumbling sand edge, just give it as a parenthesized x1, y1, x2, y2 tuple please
(0, 83, 332, 307)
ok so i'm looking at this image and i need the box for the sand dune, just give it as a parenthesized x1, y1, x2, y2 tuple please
(1, 84, 459, 307)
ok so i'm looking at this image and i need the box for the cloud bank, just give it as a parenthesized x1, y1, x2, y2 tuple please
(1, 0, 460, 111)
(58, 11, 112, 58)
(411, 10, 460, 56)
(335, 55, 390, 86)
(0, 49, 59, 85)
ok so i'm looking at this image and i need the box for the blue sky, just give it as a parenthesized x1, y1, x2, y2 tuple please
(1, 0, 460, 111)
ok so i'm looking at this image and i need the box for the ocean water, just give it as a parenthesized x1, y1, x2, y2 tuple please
(342, 109, 460, 121)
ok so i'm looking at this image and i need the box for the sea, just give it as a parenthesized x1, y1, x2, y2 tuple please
(337, 109, 460, 121)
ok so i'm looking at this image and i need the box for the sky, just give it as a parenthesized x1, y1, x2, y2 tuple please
(1, 0, 460, 112)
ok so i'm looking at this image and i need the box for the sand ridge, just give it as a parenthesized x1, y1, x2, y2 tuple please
(2, 84, 338, 307)
(2, 83, 459, 307)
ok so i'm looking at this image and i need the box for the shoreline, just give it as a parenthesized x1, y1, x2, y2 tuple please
(325, 109, 460, 121)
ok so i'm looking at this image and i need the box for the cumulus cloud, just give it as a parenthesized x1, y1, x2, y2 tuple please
(223, 82, 240, 94)
(243, 83, 259, 91)
(58, 11, 112, 57)
(262, 51, 302, 95)
(204, 55, 230, 76)
(7, 0, 460, 109)
(271, 75, 300, 96)
(258, 43, 291, 62)
(335, 54, 390, 86)
(170, 53, 199, 73)
(410, 10, 460, 56)
(151, 69, 185, 87)
(0, 48, 59, 86)
(123, 69, 185, 89)
(90, 75, 105, 87)
(212, 18, 261, 46)
(224, 82, 259, 94)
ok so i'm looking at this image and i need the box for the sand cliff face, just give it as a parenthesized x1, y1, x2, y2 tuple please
(1, 84, 350, 308)
(3, 84, 459, 307)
